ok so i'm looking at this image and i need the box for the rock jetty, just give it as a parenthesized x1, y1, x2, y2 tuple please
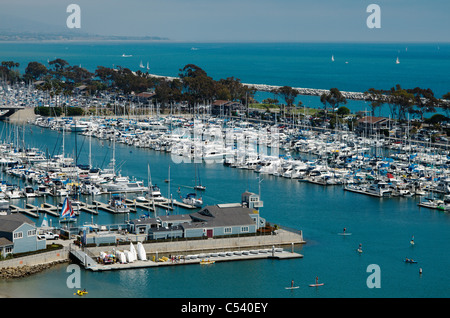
(0, 260, 68, 279)
(147, 73, 368, 101)
(242, 83, 367, 100)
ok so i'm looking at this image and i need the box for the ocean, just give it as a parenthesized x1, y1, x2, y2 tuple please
(0, 42, 449, 300)
(1, 41, 450, 109)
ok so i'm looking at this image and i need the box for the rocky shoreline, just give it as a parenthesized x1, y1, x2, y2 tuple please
(0, 260, 68, 279)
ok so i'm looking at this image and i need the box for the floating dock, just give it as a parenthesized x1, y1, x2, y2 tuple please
(92, 200, 137, 214)
(84, 249, 303, 272)
(124, 198, 198, 211)
(71, 228, 305, 272)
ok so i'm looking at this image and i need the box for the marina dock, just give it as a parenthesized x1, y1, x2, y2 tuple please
(86, 249, 303, 272)
(71, 228, 305, 272)
(92, 200, 137, 214)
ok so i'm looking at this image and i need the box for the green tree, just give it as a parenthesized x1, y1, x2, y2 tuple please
(48, 59, 69, 80)
(364, 88, 384, 116)
(407, 87, 438, 120)
(320, 88, 347, 122)
(179, 64, 216, 112)
(337, 106, 350, 116)
(24, 62, 48, 81)
(386, 85, 414, 121)
(442, 92, 450, 117)
(0, 61, 20, 83)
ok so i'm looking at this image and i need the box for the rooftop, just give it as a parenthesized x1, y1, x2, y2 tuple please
(189, 204, 255, 228)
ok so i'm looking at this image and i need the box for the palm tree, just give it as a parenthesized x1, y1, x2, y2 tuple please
(320, 88, 347, 123)
(364, 88, 384, 117)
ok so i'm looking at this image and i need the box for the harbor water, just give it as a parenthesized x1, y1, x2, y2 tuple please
(0, 122, 449, 298)
(0, 42, 449, 298)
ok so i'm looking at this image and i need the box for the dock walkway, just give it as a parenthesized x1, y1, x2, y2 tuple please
(87, 249, 302, 272)
(76, 228, 305, 272)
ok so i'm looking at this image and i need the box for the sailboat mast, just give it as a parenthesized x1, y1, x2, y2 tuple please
(89, 133, 92, 169)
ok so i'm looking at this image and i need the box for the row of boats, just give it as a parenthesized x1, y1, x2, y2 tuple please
(3, 114, 450, 212)
(34, 116, 450, 198)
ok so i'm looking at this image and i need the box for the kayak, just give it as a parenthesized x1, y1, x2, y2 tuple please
(75, 290, 88, 296)
(404, 259, 417, 264)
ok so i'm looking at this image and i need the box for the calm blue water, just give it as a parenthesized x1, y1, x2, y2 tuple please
(1, 41, 449, 104)
(0, 42, 449, 299)
(0, 122, 449, 299)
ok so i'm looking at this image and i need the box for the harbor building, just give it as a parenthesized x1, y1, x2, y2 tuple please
(186, 203, 265, 238)
(0, 214, 46, 256)
(128, 192, 266, 240)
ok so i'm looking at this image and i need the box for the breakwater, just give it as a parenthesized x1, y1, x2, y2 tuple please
(242, 83, 367, 100)
(0, 260, 67, 279)
(148, 73, 367, 101)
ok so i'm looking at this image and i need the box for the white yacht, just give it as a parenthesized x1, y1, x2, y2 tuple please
(101, 178, 146, 193)
(182, 193, 203, 208)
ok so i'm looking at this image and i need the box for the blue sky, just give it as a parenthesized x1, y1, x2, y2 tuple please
(1, 0, 449, 42)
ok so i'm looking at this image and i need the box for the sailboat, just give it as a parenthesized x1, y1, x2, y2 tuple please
(146, 62, 150, 71)
(331, 54, 334, 62)
(139, 60, 144, 68)
(41, 213, 49, 228)
(60, 197, 76, 223)
(396, 57, 400, 64)
(194, 164, 206, 190)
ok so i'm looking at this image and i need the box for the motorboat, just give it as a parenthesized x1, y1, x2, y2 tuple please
(108, 194, 130, 213)
(182, 193, 203, 207)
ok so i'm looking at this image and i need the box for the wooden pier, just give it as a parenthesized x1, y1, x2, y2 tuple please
(5, 196, 198, 220)
(124, 198, 199, 211)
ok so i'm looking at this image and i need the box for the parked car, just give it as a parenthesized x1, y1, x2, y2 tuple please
(38, 232, 59, 240)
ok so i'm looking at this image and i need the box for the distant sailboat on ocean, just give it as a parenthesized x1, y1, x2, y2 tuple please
(396, 57, 400, 64)
(146, 61, 150, 70)
(331, 54, 334, 62)
(139, 60, 144, 68)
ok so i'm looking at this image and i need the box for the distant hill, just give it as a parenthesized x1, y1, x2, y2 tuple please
(0, 13, 168, 41)
(0, 31, 169, 41)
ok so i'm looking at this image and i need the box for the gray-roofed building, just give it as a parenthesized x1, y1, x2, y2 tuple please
(150, 225, 184, 240)
(0, 237, 14, 258)
(129, 217, 159, 235)
(129, 192, 267, 241)
(158, 214, 192, 227)
(0, 214, 46, 254)
(186, 203, 265, 238)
